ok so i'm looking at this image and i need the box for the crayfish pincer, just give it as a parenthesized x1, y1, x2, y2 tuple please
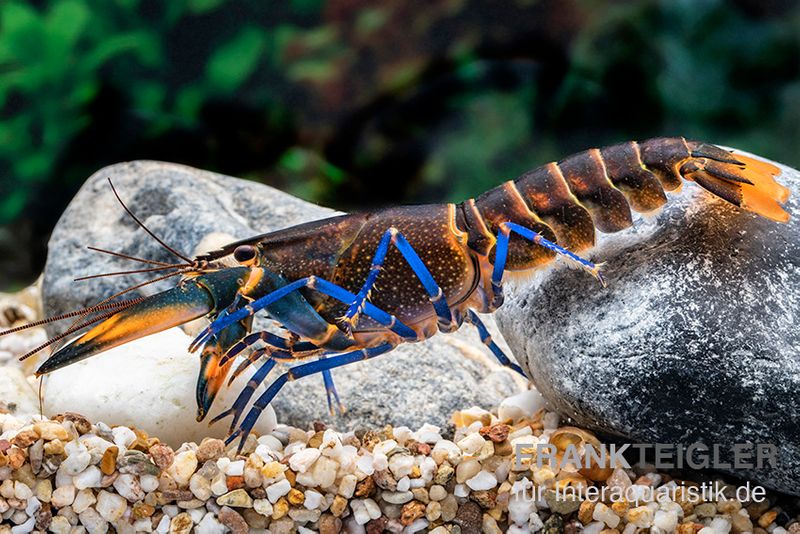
(4, 137, 790, 451)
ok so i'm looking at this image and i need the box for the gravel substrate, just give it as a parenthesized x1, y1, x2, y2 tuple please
(0, 402, 798, 533)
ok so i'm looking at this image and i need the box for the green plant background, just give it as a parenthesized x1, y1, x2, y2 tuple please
(1, 0, 798, 289)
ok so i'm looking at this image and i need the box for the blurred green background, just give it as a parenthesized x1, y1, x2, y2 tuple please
(0, 0, 798, 290)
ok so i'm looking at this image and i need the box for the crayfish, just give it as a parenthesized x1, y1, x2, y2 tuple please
(4, 137, 790, 451)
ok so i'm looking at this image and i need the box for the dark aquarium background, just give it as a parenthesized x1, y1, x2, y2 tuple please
(1, 0, 798, 290)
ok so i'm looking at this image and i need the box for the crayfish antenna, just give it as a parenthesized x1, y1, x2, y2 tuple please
(106, 178, 194, 264)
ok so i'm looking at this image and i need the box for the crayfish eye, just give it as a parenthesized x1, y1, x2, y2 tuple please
(233, 245, 257, 265)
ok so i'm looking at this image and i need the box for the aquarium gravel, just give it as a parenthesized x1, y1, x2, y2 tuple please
(0, 403, 797, 534)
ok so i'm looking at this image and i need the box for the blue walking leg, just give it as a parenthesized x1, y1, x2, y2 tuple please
(343, 228, 456, 332)
(464, 310, 526, 377)
(490, 221, 604, 308)
(220, 331, 319, 368)
(190, 276, 418, 352)
(342, 229, 395, 328)
(227, 343, 395, 451)
(209, 356, 278, 433)
(392, 232, 457, 331)
(321, 366, 344, 416)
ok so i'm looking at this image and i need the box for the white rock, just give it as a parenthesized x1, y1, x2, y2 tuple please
(24, 496, 40, 515)
(499, 389, 546, 421)
(188, 508, 205, 523)
(372, 452, 388, 471)
(419, 457, 437, 482)
(155, 514, 170, 533)
(289, 447, 321, 473)
(13, 482, 32, 500)
(352, 500, 370, 525)
(396, 476, 410, 492)
(416, 423, 443, 444)
(528, 512, 544, 532)
(266, 479, 291, 503)
(62, 441, 92, 475)
(364, 498, 381, 520)
(310, 455, 338, 488)
(254, 498, 273, 516)
(79, 507, 108, 534)
(388, 454, 414, 479)
(355, 452, 375, 475)
(95, 490, 127, 522)
(189, 474, 212, 501)
(113, 474, 143, 502)
(72, 488, 96, 513)
(456, 433, 485, 455)
(140, 474, 159, 493)
(195, 512, 226, 534)
(382, 491, 413, 504)
(392, 426, 414, 444)
(10, 515, 35, 534)
(344, 516, 366, 534)
(709, 517, 732, 534)
(594, 502, 621, 529)
(454, 484, 469, 497)
(304, 490, 323, 510)
(653, 509, 678, 532)
(0, 367, 39, 416)
(372, 440, 398, 457)
(54, 466, 73, 488)
(168, 450, 197, 487)
(111, 426, 136, 449)
(224, 459, 244, 476)
(73, 466, 102, 490)
(431, 439, 461, 465)
(49, 516, 72, 534)
(582, 522, 606, 534)
(51, 484, 76, 508)
(42, 328, 277, 446)
(406, 518, 429, 533)
(338, 474, 357, 498)
(466, 470, 498, 491)
(210, 473, 228, 496)
(133, 519, 153, 532)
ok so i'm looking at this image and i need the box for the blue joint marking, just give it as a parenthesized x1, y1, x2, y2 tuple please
(466, 310, 526, 377)
(228, 343, 394, 451)
(192, 276, 417, 352)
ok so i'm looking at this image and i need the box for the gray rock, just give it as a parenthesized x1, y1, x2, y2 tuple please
(496, 156, 799, 494)
(42, 161, 525, 431)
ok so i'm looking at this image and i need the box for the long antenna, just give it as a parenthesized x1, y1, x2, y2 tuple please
(107, 178, 193, 264)
(74, 264, 182, 282)
(0, 298, 142, 337)
(87, 246, 176, 267)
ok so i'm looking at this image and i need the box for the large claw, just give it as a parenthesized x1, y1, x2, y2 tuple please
(195, 318, 249, 422)
(36, 267, 249, 376)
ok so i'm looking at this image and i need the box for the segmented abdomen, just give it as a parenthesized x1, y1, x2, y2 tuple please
(459, 137, 789, 271)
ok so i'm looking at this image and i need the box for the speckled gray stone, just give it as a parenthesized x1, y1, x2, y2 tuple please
(496, 155, 799, 495)
(42, 161, 525, 431)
